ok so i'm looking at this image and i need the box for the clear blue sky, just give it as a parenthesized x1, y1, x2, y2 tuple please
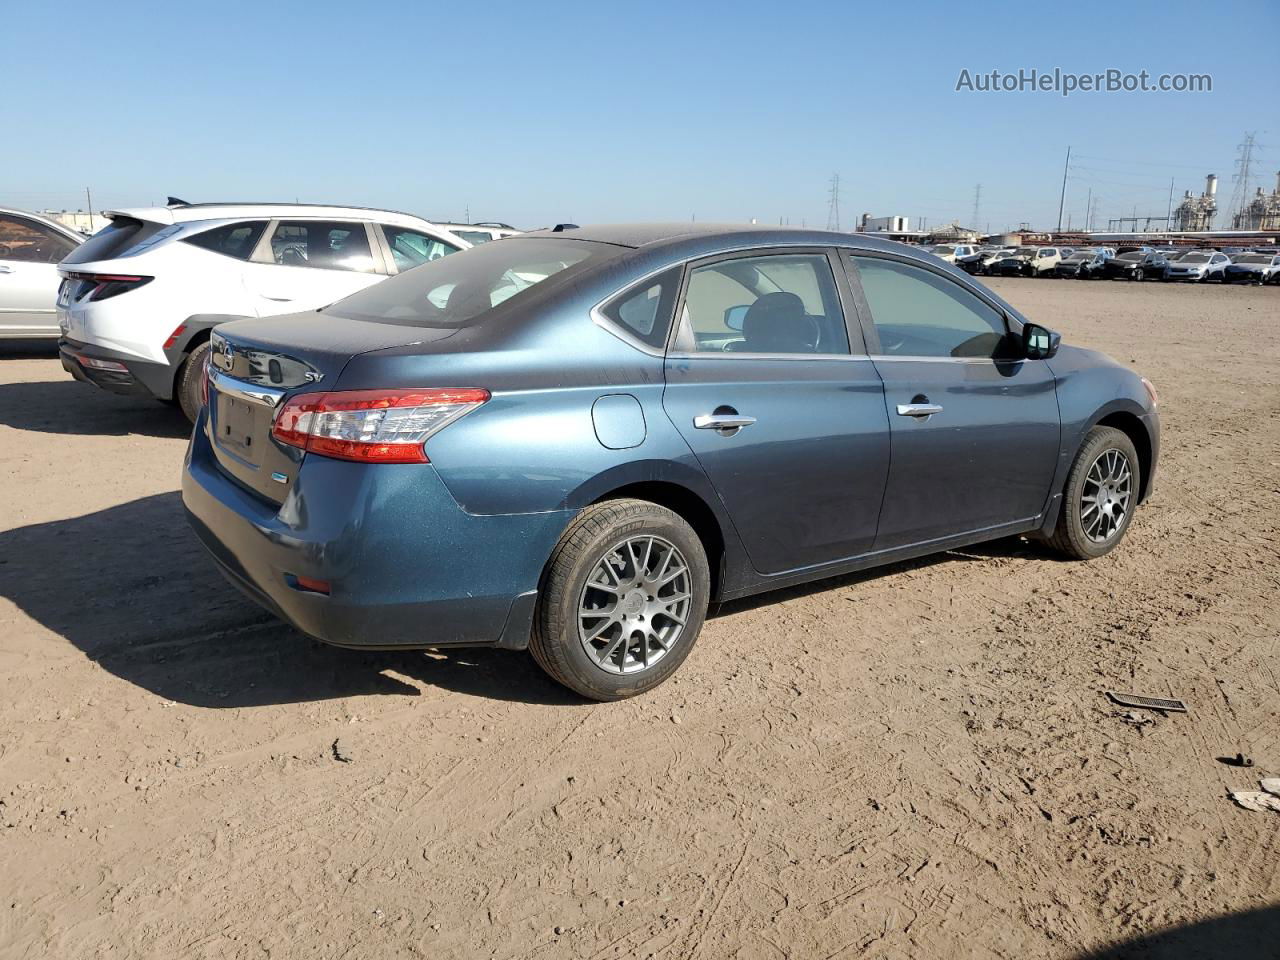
(6, 0, 1276, 231)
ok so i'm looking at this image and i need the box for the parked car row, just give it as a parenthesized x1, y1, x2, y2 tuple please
(949, 241, 1279, 284)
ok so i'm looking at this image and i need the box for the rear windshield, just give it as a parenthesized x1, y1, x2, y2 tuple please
(62, 217, 167, 263)
(326, 237, 615, 327)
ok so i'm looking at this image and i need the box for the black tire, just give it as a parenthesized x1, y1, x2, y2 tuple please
(176, 339, 210, 424)
(1047, 426, 1141, 560)
(530, 498, 710, 701)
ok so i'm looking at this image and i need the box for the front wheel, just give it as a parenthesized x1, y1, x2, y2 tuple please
(530, 499, 710, 701)
(1048, 426, 1140, 560)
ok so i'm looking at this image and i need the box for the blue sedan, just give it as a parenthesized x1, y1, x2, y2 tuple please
(183, 225, 1160, 700)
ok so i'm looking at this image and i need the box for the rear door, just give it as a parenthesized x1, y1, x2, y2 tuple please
(844, 252, 1060, 550)
(0, 214, 79, 335)
(661, 248, 890, 575)
(241, 219, 386, 315)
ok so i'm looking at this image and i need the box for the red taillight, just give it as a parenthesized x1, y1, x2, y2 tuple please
(61, 271, 153, 302)
(289, 574, 331, 595)
(271, 388, 490, 464)
(163, 324, 187, 349)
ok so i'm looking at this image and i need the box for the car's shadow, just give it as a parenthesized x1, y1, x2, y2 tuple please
(2, 482, 1059, 709)
(0, 378, 192, 439)
(1073, 904, 1280, 959)
(0, 492, 582, 708)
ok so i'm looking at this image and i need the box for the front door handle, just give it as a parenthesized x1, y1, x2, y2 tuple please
(0, 265, 13, 274)
(694, 413, 756, 433)
(896, 402, 943, 418)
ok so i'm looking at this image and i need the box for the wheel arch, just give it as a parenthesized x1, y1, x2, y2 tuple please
(589, 480, 728, 601)
(1094, 410, 1153, 503)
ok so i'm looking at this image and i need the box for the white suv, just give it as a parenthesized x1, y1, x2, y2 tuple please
(57, 202, 468, 420)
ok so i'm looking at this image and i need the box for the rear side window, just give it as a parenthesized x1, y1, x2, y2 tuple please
(268, 221, 377, 272)
(600, 267, 680, 349)
(381, 226, 460, 273)
(183, 221, 267, 260)
(454, 230, 492, 244)
(0, 215, 78, 264)
(680, 253, 848, 355)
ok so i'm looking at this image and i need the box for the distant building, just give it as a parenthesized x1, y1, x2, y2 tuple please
(1232, 171, 1280, 231)
(858, 214, 910, 233)
(1171, 174, 1218, 231)
(41, 210, 109, 235)
(926, 221, 981, 243)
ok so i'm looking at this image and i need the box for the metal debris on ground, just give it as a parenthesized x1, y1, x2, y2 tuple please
(1105, 691, 1188, 713)
(1261, 778, 1280, 797)
(1217, 752, 1255, 768)
(1230, 790, 1280, 813)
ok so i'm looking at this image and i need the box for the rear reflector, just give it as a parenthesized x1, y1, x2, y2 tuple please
(271, 388, 490, 464)
(163, 324, 187, 349)
(77, 355, 129, 372)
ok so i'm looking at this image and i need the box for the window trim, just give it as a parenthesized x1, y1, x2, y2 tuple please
(839, 248, 1022, 361)
(591, 264, 684, 356)
(668, 246, 864, 360)
(250, 219, 385, 274)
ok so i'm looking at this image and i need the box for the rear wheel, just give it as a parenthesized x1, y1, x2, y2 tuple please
(1048, 426, 1140, 560)
(530, 499, 710, 701)
(177, 340, 210, 424)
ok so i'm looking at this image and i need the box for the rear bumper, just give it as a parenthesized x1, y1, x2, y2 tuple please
(181, 412, 574, 650)
(59, 336, 174, 399)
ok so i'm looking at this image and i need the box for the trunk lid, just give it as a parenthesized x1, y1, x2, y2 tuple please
(206, 312, 459, 504)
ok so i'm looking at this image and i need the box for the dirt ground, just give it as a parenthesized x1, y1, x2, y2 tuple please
(1, 277, 1278, 959)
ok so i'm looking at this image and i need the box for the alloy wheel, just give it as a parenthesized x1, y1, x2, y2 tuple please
(577, 535, 692, 675)
(1080, 449, 1132, 543)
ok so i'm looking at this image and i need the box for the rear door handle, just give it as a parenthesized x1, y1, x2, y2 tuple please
(694, 413, 756, 432)
(896, 403, 943, 418)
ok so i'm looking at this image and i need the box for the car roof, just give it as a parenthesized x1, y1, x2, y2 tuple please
(519, 222, 920, 255)
(102, 202, 448, 230)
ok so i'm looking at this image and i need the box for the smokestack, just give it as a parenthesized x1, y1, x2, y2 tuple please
(1205, 174, 1218, 197)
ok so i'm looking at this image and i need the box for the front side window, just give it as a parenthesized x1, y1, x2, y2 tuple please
(268, 221, 376, 272)
(600, 267, 680, 349)
(680, 253, 848, 355)
(381, 226, 460, 272)
(326, 237, 612, 327)
(852, 256, 1010, 359)
(183, 221, 267, 260)
(0, 215, 77, 263)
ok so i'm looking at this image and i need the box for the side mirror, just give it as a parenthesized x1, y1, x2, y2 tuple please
(724, 304, 750, 331)
(1022, 322, 1061, 360)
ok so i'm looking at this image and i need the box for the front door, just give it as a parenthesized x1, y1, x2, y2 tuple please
(846, 253, 1061, 550)
(662, 249, 890, 575)
(0, 214, 79, 335)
